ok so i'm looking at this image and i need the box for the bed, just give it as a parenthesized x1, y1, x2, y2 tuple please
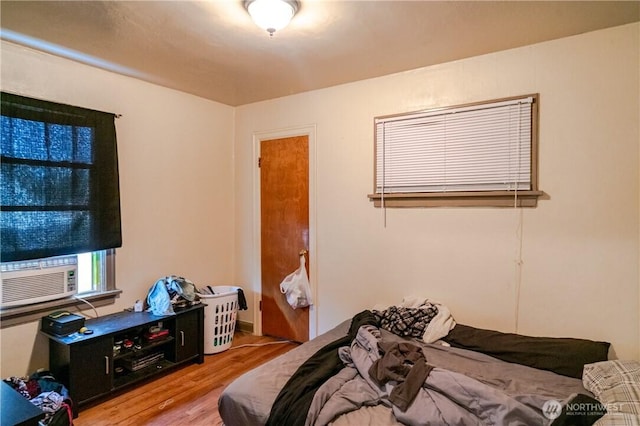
(219, 308, 640, 426)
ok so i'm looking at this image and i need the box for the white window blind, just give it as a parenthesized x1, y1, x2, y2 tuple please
(375, 96, 534, 194)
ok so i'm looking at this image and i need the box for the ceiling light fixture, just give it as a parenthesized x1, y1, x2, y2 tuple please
(244, 0, 300, 37)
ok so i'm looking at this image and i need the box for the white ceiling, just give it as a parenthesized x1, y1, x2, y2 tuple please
(1, 1, 638, 106)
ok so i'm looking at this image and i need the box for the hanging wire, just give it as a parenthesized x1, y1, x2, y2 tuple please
(381, 121, 387, 227)
(513, 101, 525, 333)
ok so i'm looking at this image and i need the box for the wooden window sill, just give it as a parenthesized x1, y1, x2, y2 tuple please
(368, 190, 545, 208)
(0, 289, 122, 328)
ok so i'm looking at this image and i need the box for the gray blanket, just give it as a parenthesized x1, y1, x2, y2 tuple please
(219, 321, 591, 426)
(309, 325, 561, 425)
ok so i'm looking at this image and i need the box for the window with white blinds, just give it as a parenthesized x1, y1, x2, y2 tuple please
(370, 94, 541, 207)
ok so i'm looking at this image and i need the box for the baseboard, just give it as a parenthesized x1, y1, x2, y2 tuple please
(237, 319, 253, 333)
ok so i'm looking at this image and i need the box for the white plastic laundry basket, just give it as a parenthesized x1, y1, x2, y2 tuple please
(200, 286, 239, 354)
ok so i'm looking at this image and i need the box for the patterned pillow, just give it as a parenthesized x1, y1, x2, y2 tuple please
(594, 413, 640, 426)
(583, 360, 640, 425)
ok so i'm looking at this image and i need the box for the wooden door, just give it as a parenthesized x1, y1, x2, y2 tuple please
(260, 135, 309, 342)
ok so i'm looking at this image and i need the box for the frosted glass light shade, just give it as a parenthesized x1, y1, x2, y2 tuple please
(245, 0, 299, 35)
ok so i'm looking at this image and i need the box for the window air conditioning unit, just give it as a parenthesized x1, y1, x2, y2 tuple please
(0, 256, 78, 308)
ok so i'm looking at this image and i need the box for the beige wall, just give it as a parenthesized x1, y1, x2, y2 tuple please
(1, 22, 638, 378)
(0, 41, 235, 376)
(234, 23, 640, 360)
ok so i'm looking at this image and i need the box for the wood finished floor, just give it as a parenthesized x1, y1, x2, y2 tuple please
(74, 332, 298, 426)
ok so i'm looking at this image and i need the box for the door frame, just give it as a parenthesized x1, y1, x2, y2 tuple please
(252, 124, 317, 339)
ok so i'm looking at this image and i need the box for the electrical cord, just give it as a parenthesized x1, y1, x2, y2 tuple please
(229, 340, 295, 350)
(73, 295, 99, 318)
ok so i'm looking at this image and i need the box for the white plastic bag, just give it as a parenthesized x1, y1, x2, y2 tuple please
(279, 254, 313, 309)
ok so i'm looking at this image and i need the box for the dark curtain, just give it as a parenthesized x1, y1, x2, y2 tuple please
(1, 92, 122, 262)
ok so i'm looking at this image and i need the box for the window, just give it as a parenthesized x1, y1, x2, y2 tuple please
(0, 92, 121, 325)
(368, 94, 542, 208)
(1, 92, 122, 260)
(77, 250, 108, 294)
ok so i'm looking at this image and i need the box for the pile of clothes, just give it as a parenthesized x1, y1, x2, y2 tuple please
(146, 275, 248, 316)
(4, 371, 73, 426)
(146, 275, 200, 315)
(373, 296, 456, 343)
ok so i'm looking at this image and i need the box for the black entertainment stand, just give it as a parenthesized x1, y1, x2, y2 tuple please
(41, 304, 204, 415)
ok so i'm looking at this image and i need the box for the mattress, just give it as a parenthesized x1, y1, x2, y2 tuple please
(218, 319, 593, 426)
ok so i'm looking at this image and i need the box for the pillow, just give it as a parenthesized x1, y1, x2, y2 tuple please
(593, 413, 640, 426)
(583, 360, 640, 417)
(442, 324, 610, 379)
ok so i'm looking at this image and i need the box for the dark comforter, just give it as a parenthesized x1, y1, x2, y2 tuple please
(266, 310, 378, 426)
